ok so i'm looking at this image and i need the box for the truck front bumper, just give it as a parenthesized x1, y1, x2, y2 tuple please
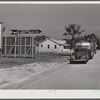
(69, 59, 87, 63)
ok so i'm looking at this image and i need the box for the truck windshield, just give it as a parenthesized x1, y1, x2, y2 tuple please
(75, 49, 85, 52)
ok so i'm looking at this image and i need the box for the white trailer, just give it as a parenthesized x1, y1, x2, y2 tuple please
(75, 42, 92, 49)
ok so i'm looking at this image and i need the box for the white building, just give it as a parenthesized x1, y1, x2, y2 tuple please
(36, 38, 71, 54)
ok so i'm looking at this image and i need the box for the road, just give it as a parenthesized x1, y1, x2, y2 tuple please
(16, 50, 100, 89)
(1, 51, 100, 89)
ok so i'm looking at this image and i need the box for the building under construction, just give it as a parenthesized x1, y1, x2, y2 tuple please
(0, 22, 42, 58)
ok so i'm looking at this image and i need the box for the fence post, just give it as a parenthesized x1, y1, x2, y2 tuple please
(15, 35, 16, 58)
(32, 36, 35, 59)
(24, 36, 26, 58)
(20, 36, 21, 56)
(5, 37, 7, 58)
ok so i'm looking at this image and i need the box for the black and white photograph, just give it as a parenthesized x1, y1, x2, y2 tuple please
(0, 2, 100, 97)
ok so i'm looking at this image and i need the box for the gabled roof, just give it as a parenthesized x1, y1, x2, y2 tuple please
(54, 40, 66, 45)
(37, 38, 66, 45)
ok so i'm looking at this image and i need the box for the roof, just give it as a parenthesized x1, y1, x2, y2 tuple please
(53, 40, 66, 45)
(76, 42, 91, 46)
(11, 29, 42, 35)
(49, 38, 66, 45)
(37, 38, 66, 45)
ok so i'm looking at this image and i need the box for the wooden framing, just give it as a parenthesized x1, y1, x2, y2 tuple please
(2, 35, 36, 58)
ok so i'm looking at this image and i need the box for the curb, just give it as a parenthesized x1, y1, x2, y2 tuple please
(0, 61, 69, 89)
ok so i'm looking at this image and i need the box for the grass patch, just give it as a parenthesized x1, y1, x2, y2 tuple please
(0, 53, 69, 69)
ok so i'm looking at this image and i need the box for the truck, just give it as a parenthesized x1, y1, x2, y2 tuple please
(75, 42, 94, 59)
(69, 47, 89, 64)
(69, 42, 94, 64)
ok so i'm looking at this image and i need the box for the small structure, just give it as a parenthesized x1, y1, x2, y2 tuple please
(2, 29, 42, 58)
(37, 38, 71, 54)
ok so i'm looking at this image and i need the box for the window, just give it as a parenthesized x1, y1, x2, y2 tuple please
(63, 46, 67, 49)
(48, 45, 50, 49)
(67, 46, 70, 49)
(75, 48, 85, 52)
(41, 44, 43, 47)
(63, 45, 70, 49)
(55, 45, 57, 49)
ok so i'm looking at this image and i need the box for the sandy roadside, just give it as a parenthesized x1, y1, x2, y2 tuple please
(0, 61, 68, 89)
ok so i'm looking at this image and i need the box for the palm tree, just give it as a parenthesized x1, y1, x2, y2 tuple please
(63, 24, 85, 49)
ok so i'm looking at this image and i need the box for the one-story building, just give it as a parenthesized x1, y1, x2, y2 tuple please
(36, 38, 72, 54)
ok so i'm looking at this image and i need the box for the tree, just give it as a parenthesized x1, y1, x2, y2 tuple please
(34, 35, 46, 42)
(62, 38, 71, 44)
(63, 24, 85, 49)
(83, 33, 100, 52)
(83, 33, 97, 44)
(90, 33, 97, 43)
(97, 38, 100, 50)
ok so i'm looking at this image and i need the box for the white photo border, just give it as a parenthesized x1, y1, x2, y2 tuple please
(0, 1, 100, 99)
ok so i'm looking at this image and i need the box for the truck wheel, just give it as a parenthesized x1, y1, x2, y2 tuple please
(84, 61, 87, 64)
(90, 56, 93, 59)
(70, 61, 73, 64)
(87, 59, 88, 62)
(91, 56, 93, 59)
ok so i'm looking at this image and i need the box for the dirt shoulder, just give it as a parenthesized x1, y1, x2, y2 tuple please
(0, 53, 69, 89)
(0, 62, 68, 89)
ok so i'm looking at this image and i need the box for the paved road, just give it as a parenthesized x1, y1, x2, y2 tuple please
(18, 50, 100, 89)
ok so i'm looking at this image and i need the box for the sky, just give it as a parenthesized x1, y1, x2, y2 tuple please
(0, 4, 100, 39)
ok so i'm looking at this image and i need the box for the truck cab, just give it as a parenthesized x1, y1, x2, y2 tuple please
(69, 47, 89, 64)
(75, 42, 94, 59)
